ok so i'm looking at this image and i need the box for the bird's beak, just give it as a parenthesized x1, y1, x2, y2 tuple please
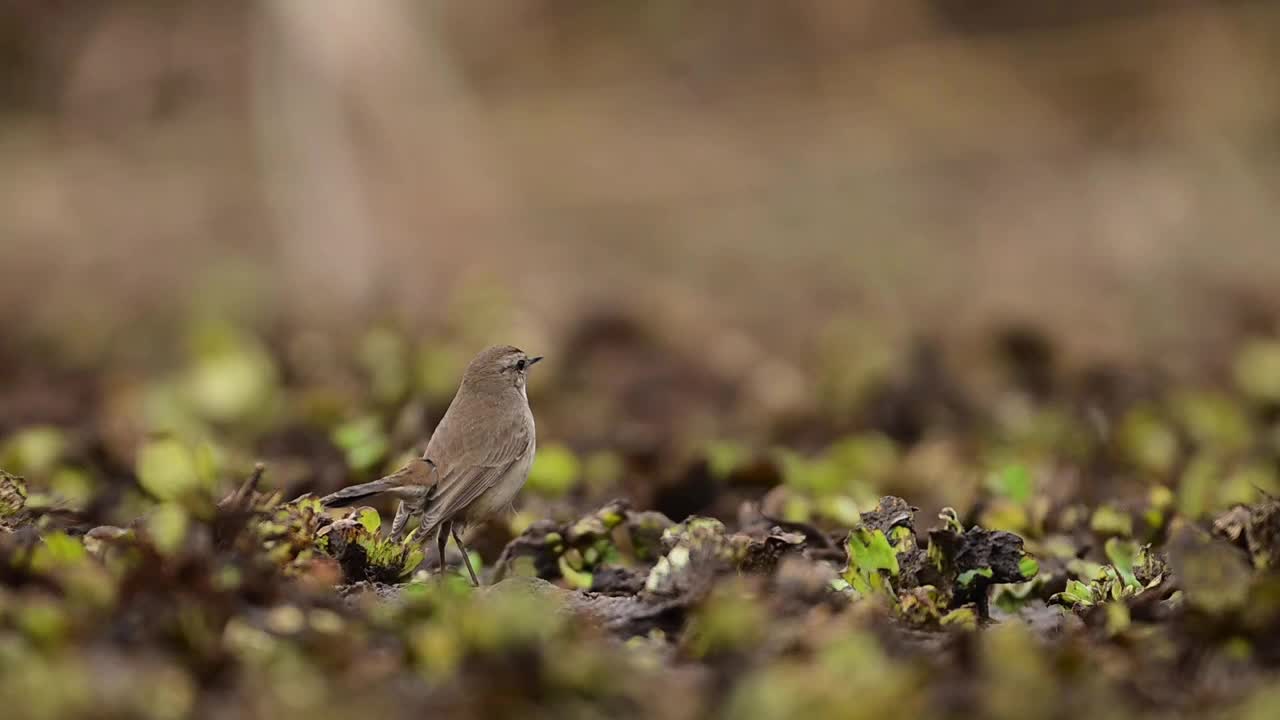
(527, 356, 544, 368)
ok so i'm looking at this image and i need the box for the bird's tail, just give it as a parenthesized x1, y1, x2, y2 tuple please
(321, 466, 429, 508)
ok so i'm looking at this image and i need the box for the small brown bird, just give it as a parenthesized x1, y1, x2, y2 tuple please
(322, 345, 541, 585)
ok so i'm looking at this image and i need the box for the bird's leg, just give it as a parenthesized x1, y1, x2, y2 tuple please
(436, 521, 451, 579)
(452, 525, 480, 587)
(388, 501, 412, 542)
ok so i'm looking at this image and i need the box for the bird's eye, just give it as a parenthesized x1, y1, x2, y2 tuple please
(515, 359, 527, 371)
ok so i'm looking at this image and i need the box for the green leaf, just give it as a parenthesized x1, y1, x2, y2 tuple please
(940, 607, 978, 630)
(401, 546, 425, 579)
(1052, 579, 1097, 607)
(357, 508, 382, 534)
(938, 507, 965, 533)
(355, 531, 426, 580)
(558, 555, 594, 590)
(1104, 537, 1142, 591)
(849, 528, 900, 576)
(888, 524, 915, 552)
(843, 527, 900, 596)
(957, 567, 995, 587)
(1018, 555, 1040, 579)
(992, 578, 1042, 613)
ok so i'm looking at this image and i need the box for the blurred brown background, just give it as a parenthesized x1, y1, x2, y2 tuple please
(2, 0, 1279, 373)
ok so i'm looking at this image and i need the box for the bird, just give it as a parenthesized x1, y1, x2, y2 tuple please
(321, 345, 541, 585)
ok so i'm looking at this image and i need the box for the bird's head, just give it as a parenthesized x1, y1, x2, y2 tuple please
(462, 345, 543, 395)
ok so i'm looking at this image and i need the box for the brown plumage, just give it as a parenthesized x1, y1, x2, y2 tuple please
(322, 345, 541, 585)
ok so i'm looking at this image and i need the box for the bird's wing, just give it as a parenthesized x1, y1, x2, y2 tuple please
(420, 415, 533, 531)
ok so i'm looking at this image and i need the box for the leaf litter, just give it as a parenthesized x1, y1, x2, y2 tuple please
(6, 321, 1280, 718)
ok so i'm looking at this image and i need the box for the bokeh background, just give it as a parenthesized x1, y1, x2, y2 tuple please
(4, 1, 1279, 361)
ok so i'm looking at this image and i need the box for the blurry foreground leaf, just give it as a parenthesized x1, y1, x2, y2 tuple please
(1168, 527, 1252, 615)
(146, 503, 190, 555)
(684, 583, 767, 658)
(31, 531, 87, 571)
